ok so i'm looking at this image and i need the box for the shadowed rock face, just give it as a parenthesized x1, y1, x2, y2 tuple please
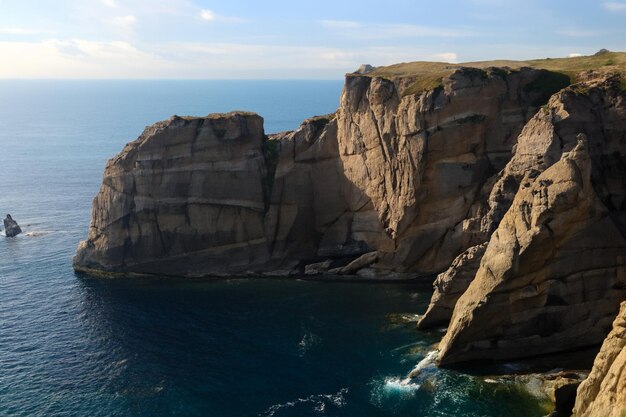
(74, 112, 272, 276)
(573, 302, 626, 417)
(437, 76, 626, 365)
(417, 243, 487, 329)
(264, 115, 390, 270)
(74, 113, 388, 277)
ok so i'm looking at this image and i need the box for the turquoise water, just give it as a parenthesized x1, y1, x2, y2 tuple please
(0, 80, 546, 417)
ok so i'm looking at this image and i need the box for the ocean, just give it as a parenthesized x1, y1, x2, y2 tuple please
(0, 80, 547, 417)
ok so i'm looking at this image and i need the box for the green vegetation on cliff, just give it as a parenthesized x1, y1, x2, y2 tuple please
(366, 50, 626, 96)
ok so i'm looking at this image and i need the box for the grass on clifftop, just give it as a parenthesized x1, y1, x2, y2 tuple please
(367, 51, 626, 96)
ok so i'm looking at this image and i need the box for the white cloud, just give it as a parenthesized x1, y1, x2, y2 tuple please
(105, 15, 137, 37)
(199, 9, 244, 23)
(319, 21, 475, 38)
(433, 52, 458, 62)
(0, 38, 464, 79)
(0, 27, 55, 35)
(319, 20, 361, 29)
(604, 2, 626, 11)
(200, 9, 215, 21)
(111, 15, 137, 26)
(102, 0, 118, 8)
(568, 53, 583, 57)
(558, 29, 597, 37)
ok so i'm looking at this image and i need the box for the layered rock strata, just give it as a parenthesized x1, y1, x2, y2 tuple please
(437, 76, 626, 365)
(573, 302, 626, 417)
(76, 67, 556, 277)
(337, 67, 554, 273)
(74, 112, 271, 276)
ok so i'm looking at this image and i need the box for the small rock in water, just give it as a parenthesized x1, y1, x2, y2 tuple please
(4, 214, 22, 237)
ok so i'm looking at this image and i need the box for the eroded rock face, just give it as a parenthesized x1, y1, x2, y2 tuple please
(74, 113, 389, 277)
(573, 302, 626, 417)
(74, 112, 271, 276)
(265, 115, 389, 269)
(437, 76, 626, 365)
(337, 67, 550, 273)
(417, 243, 487, 329)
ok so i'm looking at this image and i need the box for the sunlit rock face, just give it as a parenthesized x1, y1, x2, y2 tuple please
(437, 75, 626, 365)
(573, 302, 626, 417)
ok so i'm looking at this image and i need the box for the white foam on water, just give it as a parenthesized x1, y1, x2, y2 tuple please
(406, 350, 438, 379)
(298, 329, 321, 356)
(260, 387, 348, 416)
(25, 231, 53, 237)
(384, 377, 421, 393)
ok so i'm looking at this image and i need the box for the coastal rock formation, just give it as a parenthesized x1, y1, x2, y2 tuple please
(417, 243, 487, 329)
(3, 214, 22, 237)
(265, 115, 388, 270)
(74, 112, 389, 276)
(75, 54, 626, 384)
(573, 302, 626, 417)
(74, 112, 272, 276)
(437, 75, 626, 365)
(337, 67, 554, 273)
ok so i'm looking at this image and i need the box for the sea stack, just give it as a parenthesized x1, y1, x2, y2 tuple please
(3, 214, 22, 237)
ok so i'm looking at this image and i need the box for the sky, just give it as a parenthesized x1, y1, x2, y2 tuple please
(0, 0, 625, 79)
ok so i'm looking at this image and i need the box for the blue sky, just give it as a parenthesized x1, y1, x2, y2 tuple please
(0, 0, 625, 78)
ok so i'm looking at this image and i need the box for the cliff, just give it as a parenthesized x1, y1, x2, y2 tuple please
(75, 53, 626, 378)
(573, 302, 626, 417)
(437, 74, 626, 365)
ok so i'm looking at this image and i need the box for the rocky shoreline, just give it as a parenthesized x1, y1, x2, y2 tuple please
(74, 53, 626, 416)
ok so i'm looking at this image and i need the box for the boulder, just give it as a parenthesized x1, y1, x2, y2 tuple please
(3, 214, 22, 237)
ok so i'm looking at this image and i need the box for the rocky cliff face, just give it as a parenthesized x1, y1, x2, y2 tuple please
(75, 56, 626, 380)
(74, 112, 272, 276)
(573, 302, 626, 417)
(437, 75, 626, 365)
(264, 114, 388, 271)
(337, 68, 553, 273)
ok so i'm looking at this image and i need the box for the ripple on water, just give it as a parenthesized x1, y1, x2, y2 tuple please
(260, 388, 349, 417)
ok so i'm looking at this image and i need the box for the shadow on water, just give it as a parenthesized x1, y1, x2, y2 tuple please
(68, 275, 552, 417)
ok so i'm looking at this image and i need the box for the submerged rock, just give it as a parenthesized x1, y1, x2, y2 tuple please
(3, 214, 22, 237)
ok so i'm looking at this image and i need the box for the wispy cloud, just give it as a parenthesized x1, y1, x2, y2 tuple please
(433, 52, 458, 62)
(568, 53, 583, 57)
(319, 20, 361, 29)
(603, 2, 626, 11)
(111, 15, 137, 26)
(319, 20, 475, 38)
(105, 14, 137, 37)
(102, 0, 118, 8)
(0, 27, 55, 36)
(557, 29, 598, 37)
(200, 9, 215, 21)
(199, 9, 244, 23)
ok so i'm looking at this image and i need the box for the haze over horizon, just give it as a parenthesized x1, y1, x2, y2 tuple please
(1, 0, 625, 79)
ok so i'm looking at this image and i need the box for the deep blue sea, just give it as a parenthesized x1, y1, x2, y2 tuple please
(0, 80, 547, 417)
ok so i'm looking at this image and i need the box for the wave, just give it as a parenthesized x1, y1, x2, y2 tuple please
(298, 329, 321, 356)
(260, 388, 348, 417)
(25, 231, 53, 237)
(405, 350, 438, 381)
